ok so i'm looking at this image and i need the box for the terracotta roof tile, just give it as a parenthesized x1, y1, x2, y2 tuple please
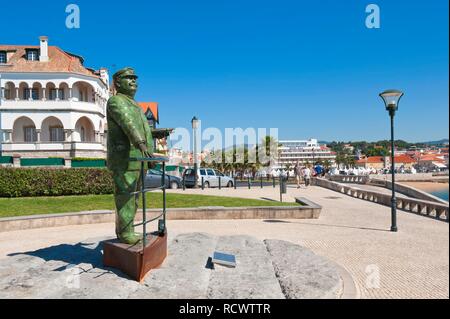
(394, 155, 416, 163)
(0, 45, 99, 78)
(138, 102, 159, 122)
(357, 156, 384, 164)
(419, 154, 445, 161)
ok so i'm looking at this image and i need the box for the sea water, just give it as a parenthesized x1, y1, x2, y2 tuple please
(431, 189, 449, 201)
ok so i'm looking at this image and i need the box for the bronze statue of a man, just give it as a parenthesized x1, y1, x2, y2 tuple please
(107, 67, 153, 244)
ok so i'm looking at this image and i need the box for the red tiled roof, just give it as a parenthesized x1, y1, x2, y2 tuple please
(394, 155, 416, 163)
(356, 156, 384, 164)
(0, 45, 99, 77)
(138, 102, 159, 122)
(419, 154, 445, 162)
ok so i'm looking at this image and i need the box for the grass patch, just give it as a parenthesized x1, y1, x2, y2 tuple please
(0, 193, 297, 218)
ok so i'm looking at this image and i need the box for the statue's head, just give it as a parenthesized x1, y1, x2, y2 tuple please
(113, 67, 138, 97)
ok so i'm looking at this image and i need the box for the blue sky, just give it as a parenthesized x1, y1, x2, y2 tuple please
(1, 0, 448, 144)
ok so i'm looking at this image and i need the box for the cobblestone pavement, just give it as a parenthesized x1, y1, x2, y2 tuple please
(0, 185, 448, 299)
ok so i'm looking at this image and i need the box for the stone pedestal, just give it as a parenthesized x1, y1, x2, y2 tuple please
(12, 155, 21, 168)
(64, 158, 72, 168)
(103, 232, 168, 282)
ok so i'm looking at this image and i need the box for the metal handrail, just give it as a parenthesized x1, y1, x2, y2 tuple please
(129, 186, 165, 196)
(130, 156, 169, 247)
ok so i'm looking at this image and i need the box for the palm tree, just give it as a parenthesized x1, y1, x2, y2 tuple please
(259, 135, 279, 167)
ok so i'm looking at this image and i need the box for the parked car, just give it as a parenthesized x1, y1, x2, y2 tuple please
(144, 169, 182, 190)
(183, 168, 235, 188)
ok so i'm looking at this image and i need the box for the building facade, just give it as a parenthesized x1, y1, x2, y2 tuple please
(355, 155, 417, 170)
(355, 156, 386, 170)
(0, 36, 109, 159)
(275, 139, 336, 168)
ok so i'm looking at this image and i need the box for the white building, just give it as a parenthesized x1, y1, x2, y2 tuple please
(0, 36, 109, 158)
(275, 139, 336, 168)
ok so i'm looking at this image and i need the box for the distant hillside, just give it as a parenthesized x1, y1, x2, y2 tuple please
(319, 139, 448, 146)
(421, 139, 449, 145)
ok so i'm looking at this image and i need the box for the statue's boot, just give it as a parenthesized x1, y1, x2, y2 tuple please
(118, 232, 142, 245)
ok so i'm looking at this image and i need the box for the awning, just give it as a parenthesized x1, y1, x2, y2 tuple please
(432, 162, 447, 168)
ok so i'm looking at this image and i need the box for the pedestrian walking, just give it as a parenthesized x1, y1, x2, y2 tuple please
(303, 165, 312, 187)
(294, 161, 302, 189)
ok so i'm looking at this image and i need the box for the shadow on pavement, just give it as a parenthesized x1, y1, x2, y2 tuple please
(7, 239, 131, 280)
(263, 219, 292, 224)
(260, 197, 279, 202)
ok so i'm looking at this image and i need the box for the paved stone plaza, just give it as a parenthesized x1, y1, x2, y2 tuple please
(0, 185, 448, 299)
(0, 233, 346, 299)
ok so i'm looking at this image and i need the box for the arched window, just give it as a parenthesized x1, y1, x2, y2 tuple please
(31, 82, 42, 100)
(18, 82, 29, 100)
(72, 81, 95, 103)
(59, 83, 69, 100)
(41, 116, 65, 142)
(4, 82, 16, 100)
(75, 116, 95, 142)
(13, 117, 37, 142)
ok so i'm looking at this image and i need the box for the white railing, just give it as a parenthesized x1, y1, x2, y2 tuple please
(71, 142, 104, 150)
(1, 142, 103, 151)
(329, 175, 370, 184)
(0, 100, 104, 114)
(312, 178, 449, 222)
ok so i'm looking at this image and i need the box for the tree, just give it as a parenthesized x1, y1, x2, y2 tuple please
(258, 135, 278, 167)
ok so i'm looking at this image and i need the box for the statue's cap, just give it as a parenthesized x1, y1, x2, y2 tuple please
(113, 67, 138, 81)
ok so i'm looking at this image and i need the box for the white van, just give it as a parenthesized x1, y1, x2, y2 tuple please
(183, 168, 235, 188)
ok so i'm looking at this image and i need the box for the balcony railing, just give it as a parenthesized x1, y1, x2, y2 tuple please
(0, 99, 105, 114)
(1, 142, 104, 152)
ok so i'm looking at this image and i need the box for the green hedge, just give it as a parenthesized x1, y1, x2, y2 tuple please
(0, 168, 114, 197)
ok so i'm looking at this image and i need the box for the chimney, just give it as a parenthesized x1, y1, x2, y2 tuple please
(39, 36, 49, 62)
(99, 68, 110, 88)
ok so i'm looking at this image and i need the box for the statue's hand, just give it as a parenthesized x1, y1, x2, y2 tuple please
(138, 142, 153, 158)
(151, 128, 175, 139)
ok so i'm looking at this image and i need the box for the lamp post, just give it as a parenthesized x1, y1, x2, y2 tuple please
(379, 89, 404, 232)
(191, 116, 200, 188)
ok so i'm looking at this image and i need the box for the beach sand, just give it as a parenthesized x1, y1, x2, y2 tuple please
(401, 182, 449, 192)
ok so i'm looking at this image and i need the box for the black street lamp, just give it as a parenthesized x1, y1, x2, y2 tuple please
(379, 89, 404, 232)
(191, 116, 200, 188)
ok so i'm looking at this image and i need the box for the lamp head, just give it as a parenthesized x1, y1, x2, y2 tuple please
(191, 116, 199, 129)
(379, 89, 404, 112)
